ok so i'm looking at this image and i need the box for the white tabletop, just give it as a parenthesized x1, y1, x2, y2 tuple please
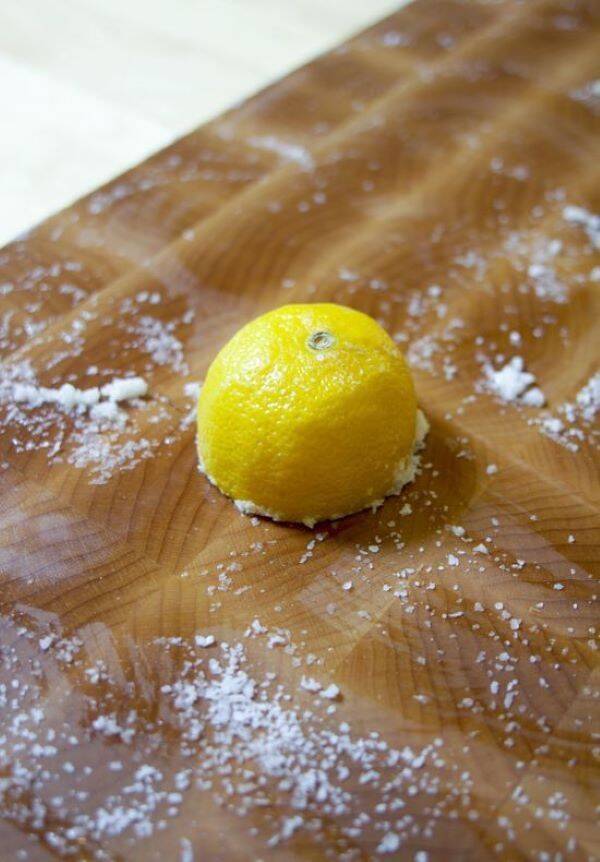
(0, 0, 401, 246)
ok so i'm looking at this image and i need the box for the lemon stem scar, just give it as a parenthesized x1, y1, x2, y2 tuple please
(307, 330, 336, 351)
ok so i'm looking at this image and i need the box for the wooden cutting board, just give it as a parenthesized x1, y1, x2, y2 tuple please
(0, 1, 598, 859)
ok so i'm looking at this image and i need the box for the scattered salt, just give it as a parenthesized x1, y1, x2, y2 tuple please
(482, 356, 545, 406)
(2, 369, 148, 419)
(101, 377, 148, 402)
(563, 204, 600, 249)
(247, 135, 315, 171)
(532, 371, 599, 450)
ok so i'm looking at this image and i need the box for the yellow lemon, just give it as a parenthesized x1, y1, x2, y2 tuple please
(197, 303, 427, 526)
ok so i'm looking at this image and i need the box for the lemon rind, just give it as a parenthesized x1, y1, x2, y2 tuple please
(199, 409, 429, 528)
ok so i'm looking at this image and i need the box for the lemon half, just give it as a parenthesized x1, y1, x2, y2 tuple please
(197, 303, 428, 526)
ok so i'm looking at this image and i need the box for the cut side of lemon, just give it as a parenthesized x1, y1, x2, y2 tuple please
(197, 303, 428, 526)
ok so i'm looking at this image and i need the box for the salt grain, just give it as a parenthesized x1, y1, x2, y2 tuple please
(482, 357, 545, 406)
(563, 204, 600, 249)
(101, 376, 148, 402)
(321, 684, 340, 700)
(377, 832, 400, 853)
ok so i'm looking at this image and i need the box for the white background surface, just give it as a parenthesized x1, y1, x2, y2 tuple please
(0, 0, 400, 246)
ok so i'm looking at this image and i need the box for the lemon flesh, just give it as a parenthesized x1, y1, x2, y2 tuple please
(197, 303, 427, 526)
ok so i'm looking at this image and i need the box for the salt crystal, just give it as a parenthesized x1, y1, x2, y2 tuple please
(377, 832, 400, 853)
(245, 619, 267, 636)
(482, 356, 545, 406)
(179, 837, 194, 862)
(134, 316, 188, 374)
(321, 684, 340, 700)
(184, 381, 202, 399)
(56, 383, 78, 410)
(381, 30, 410, 47)
(279, 815, 304, 839)
(521, 387, 546, 408)
(300, 676, 322, 693)
(12, 382, 41, 404)
(90, 401, 123, 423)
(563, 204, 600, 248)
(247, 135, 315, 171)
(194, 635, 216, 648)
(101, 377, 148, 402)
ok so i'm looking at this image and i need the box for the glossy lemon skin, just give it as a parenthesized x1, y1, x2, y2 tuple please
(197, 303, 417, 524)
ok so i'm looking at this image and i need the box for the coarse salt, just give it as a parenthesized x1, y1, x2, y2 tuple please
(482, 357, 545, 406)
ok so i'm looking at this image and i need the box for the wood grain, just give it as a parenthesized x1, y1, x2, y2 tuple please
(0, 1, 598, 859)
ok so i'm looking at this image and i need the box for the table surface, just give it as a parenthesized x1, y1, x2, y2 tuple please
(0, 0, 400, 245)
(0, 0, 599, 860)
